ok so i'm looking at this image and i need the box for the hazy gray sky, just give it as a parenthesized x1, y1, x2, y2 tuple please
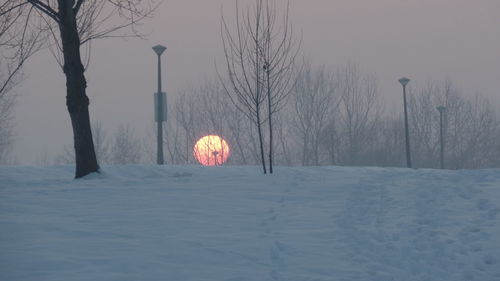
(12, 0, 500, 164)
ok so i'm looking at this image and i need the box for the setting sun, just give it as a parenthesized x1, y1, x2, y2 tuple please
(193, 135, 230, 166)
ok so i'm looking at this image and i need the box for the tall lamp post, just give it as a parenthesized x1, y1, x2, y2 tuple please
(153, 44, 167, 165)
(399, 77, 412, 168)
(437, 105, 446, 169)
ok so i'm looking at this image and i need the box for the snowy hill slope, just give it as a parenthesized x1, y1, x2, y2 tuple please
(1, 165, 500, 281)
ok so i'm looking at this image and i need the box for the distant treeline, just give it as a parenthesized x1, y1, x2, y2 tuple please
(164, 62, 500, 169)
(50, 63, 499, 170)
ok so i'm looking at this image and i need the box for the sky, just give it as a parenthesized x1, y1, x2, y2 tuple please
(10, 0, 500, 165)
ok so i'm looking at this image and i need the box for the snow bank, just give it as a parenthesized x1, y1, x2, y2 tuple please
(1, 165, 499, 281)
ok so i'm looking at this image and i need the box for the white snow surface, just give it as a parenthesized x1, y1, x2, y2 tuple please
(1, 165, 500, 281)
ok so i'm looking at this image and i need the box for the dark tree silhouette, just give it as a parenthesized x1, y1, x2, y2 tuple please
(0, 0, 156, 177)
(219, 0, 299, 174)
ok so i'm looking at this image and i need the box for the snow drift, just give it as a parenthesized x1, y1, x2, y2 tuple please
(1, 165, 499, 281)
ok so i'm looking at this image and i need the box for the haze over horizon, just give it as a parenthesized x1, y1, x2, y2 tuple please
(9, 0, 500, 165)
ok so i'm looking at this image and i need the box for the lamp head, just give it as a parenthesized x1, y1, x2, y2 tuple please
(398, 77, 410, 87)
(152, 45, 167, 56)
(436, 106, 446, 112)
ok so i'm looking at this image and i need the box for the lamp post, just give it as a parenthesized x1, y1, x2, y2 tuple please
(153, 44, 167, 165)
(399, 77, 412, 168)
(437, 105, 446, 169)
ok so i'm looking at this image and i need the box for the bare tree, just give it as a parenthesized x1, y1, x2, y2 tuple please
(1, 0, 156, 177)
(359, 114, 405, 167)
(291, 63, 339, 166)
(174, 88, 203, 164)
(219, 0, 267, 173)
(1, 2, 43, 94)
(436, 82, 499, 169)
(1, 3, 43, 164)
(110, 124, 142, 165)
(59, 122, 140, 165)
(219, 0, 299, 173)
(336, 62, 381, 165)
(321, 118, 339, 165)
(403, 79, 500, 169)
(0, 63, 17, 164)
(259, 0, 299, 173)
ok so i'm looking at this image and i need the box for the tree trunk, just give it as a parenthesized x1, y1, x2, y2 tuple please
(266, 70, 273, 174)
(256, 108, 267, 174)
(58, 1, 99, 178)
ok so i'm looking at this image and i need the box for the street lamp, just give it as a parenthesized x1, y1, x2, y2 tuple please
(437, 105, 446, 169)
(153, 44, 167, 165)
(399, 77, 412, 168)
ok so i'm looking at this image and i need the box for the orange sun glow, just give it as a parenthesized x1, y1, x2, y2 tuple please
(193, 135, 230, 166)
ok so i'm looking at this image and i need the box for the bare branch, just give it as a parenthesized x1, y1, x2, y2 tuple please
(26, 0, 59, 22)
(0, 2, 29, 17)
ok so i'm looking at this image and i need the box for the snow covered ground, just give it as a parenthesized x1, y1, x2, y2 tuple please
(1, 165, 500, 281)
